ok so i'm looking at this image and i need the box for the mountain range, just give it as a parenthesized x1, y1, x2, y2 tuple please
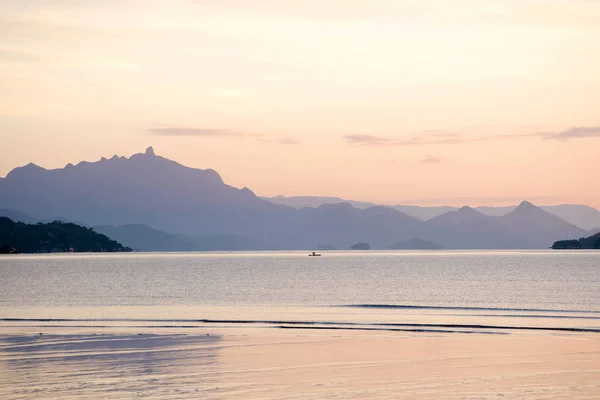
(0, 147, 591, 250)
(264, 196, 600, 231)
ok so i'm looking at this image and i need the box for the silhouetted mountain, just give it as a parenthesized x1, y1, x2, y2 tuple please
(290, 204, 422, 249)
(0, 209, 39, 224)
(496, 201, 586, 248)
(94, 224, 195, 252)
(0, 147, 290, 241)
(263, 195, 378, 210)
(0, 217, 131, 253)
(264, 196, 600, 229)
(176, 233, 272, 251)
(421, 202, 586, 249)
(0, 148, 588, 250)
(538, 205, 600, 231)
(389, 239, 444, 250)
(552, 232, 600, 249)
(423, 206, 516, 249)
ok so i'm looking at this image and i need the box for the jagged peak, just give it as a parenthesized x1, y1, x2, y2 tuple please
(145, 146, 156, 156)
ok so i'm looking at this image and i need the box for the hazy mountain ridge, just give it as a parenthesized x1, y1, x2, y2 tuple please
(264, 196, 600, 230)
(94, 224, 271, 252)
(0, 148, 588, 249)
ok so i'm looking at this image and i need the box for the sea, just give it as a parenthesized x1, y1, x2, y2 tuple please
(1, 250, 599, 334)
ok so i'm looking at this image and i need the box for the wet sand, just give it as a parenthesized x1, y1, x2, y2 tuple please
(1, 326, 599, 399)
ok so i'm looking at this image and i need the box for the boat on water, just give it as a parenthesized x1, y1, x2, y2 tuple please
(309, 252, 322, 257)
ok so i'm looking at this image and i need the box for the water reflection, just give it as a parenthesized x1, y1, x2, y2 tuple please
(0, 333, 222, 399)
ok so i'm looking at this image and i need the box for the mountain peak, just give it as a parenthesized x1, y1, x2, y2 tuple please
(457, 205, 477, 214)
(517, 200, 535, 208)
(513, 200, 540, 213)
(145, 146, 156, 156)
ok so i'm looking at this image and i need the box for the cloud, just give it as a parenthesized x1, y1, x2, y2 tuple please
(419, 155, 441, 163)
(148, 127, 241, 137)
(542, 127, 600, 141)
(344, 131, 546, 147)
(344, 134, 391, 145)
(259, 137, 302, 145)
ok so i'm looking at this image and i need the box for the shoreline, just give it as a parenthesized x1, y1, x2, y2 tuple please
(1, 325, 599, 399)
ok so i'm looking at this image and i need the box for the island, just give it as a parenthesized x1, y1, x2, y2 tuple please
(551, 232, 600, 249)
(350, 242, 371, 250)
(0, 217, 132, 253)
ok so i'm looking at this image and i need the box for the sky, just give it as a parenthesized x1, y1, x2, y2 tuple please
(1, 0, 599, 207)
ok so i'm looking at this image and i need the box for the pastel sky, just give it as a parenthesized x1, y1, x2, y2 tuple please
(1, 0, 599, 207)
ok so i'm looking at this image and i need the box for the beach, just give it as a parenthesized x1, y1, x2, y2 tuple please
(1, 324, 599, 399)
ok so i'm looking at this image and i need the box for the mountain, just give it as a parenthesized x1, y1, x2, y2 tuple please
(263, 195, 378, 210)
(589, 228, 600, 236)
(0, 217, 131, 253)
(495, 201, 586, 248)
(0, 147, 289, 240)
(94, 224, 272, 251)
(422, 202, 586, 249)
(0, 148, 588, 250)
(389, 239, 444, 250)
(263, 196, 600, 229)
(0, 209, 39, 224)
(538, 205, 600, 231)
(264, 196, 456, 221)
(423, 206, 517, 249)
(176, 233, 273, 251)
(94, 224, 195, 252)
(552, 232, 600, 249)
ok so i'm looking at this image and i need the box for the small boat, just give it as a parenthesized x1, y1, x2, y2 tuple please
(309, 252, 322, 257)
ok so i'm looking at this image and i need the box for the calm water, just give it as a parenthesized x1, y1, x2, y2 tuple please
(1, 250, 600, 332)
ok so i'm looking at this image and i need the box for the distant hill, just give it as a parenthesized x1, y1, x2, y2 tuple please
(494, 201, 586, 248)
(0, 217, 131, 253)
(421, 202, 585, 249)
(264, 196, 600, 230)
(0, 147, 588, 250)
(389, 239, 444, 250)
(94, 224, 195, 252)
(0, 209, 39, 224)
(176, 233, 273, 251)
(95, 224, 273, 252)
(552, 232, 600, 249)
(538, 205, 600, 231)
(589, 228, 600, 236)
(422, 206, 516, 249)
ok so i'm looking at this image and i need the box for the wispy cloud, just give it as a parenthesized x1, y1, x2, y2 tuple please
(148, 127, 241, 137)
(259, 137, 302, 145)
(344, 134, 392, 145)
(344, 131, 549, 147)
(419, 155, 441, 163)
(542, 127, 600, 141)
